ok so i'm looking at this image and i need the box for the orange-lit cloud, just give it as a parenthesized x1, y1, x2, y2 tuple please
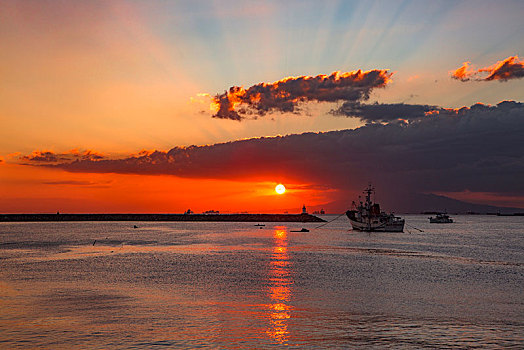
(451, 61, 473, 81)
(451, 56, 524, 82)
(482, 56, 524, 81)
(212, 70, 392, 120)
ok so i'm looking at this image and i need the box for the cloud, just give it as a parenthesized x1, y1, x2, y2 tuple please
(483, 56, 524, 81)
(20, 151, 69, 163)
(451, 61, 473, 81)
(451, 56, 524, 82)
(332, 102, 438, 123)
(332, 100, 516, 124)
(20, 149, 105, 163)
(42, 180, 113, 187)
(27, 100, 523, 210)
(212, 70, 392, 120)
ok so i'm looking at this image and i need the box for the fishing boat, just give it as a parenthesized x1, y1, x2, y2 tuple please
(346, 185, 405, 232)
(429, 213, 453, 223)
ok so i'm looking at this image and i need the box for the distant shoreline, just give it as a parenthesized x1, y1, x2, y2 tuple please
(0, 213, 326, 223)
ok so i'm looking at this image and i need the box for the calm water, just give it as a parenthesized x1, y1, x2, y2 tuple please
(0, 215, 522, 349)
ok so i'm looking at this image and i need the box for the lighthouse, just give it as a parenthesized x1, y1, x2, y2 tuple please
(302, 204, 307, 214)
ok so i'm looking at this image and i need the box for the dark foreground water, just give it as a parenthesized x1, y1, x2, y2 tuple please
(0, 215, 522, 348)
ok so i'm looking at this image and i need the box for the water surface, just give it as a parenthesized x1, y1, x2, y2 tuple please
(1, 215, 522, 348)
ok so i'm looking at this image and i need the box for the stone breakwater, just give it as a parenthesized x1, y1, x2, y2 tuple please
(0, 213, 326, 222)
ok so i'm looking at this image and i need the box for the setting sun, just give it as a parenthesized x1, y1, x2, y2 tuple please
(275, 184, 286, 195)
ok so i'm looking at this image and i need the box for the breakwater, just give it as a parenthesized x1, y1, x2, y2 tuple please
(0, 213, 326, 222)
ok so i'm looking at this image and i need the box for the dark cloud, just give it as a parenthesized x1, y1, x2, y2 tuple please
(332, 100, 522, 124)
(212, 70, 392, 120)
(31, 101, 524, 210)
(452, 56, 524, 82)
(332, 102, 438, 123)
(20, 149, 105, 164)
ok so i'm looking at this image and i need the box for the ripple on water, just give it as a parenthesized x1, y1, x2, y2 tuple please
(0, 219, 522, 348)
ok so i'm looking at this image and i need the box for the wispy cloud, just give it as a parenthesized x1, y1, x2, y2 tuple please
(451, 56, 524, 82)
(211, 70, 392, 120)
(42, 180, 111, 187)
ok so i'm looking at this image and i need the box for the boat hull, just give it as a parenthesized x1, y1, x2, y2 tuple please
(429, 214, 453, 223)
(429, 218, 453, 223)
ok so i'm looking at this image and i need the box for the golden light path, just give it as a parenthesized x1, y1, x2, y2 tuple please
(266, 227, 292, 344)
(275, 184, 286, 195)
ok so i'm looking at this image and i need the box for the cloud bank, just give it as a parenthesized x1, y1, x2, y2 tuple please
(26, 101, 524, 209)
(212, 70, 392, 120)
(452, 56, 524, 82)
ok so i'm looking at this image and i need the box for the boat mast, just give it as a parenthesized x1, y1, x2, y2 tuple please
(364, 184, 374, 231)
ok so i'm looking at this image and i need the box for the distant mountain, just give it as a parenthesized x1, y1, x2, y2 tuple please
(386, 193, 522, 214)
(314, 192, 523, 214)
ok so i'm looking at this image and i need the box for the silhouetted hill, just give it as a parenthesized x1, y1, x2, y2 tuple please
(386, 193, 522, 214)
(315, 192, 523, 214)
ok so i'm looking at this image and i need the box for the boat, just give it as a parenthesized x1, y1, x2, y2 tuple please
(290, 228, 309, 232)
(429, 213, 453, 223)
(346, 185, 405, 232)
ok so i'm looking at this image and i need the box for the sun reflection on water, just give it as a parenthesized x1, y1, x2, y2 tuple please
(266, 228, 293, 344)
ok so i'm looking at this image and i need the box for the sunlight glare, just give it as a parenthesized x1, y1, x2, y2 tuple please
(275, 184, 286, 195)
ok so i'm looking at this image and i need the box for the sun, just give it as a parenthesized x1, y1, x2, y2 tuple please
(275, 184, 286, 195)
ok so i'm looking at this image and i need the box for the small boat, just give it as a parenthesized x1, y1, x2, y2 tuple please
(254, 224, 265, 227)
(346, 185, 405, 232)
(290, 228, 309, 232)
(429, 213, 453, 223)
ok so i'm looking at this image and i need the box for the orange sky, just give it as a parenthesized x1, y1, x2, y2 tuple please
(1, 1, 523, 213)
(0, 163, 337, 213)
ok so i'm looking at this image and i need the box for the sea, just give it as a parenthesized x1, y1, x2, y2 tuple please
(0, 215, 522, 349)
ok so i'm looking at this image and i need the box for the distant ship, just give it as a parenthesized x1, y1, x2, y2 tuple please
(346, 185, 405, 232)
(429, 213, 453, 223)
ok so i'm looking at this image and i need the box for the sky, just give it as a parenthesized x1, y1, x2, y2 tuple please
(1, 0, 523, 213)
